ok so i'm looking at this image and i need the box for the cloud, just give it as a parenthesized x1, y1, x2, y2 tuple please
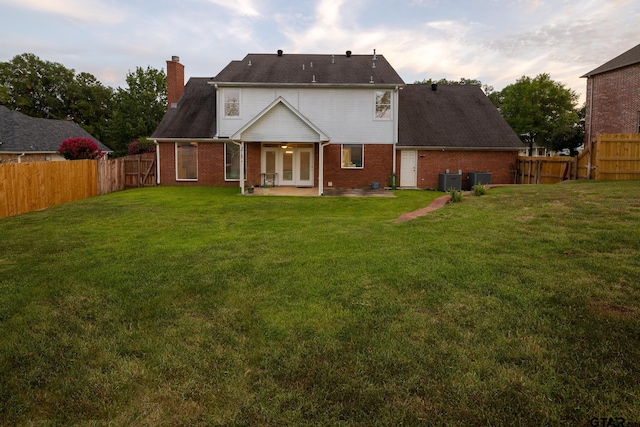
(205, 0, 260, 17)
(0, 0, 127, 24)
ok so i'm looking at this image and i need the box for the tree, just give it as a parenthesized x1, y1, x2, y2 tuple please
(67, 72, 114, 143)
(0, 53, 74, 119)
(106, 66, 167, 156)
(489, 73, 580, 152)
(58, 137, 103, 160)
(415, 77, 494, 95)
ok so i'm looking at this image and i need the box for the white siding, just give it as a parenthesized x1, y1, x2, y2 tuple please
(240, 103, 320, 142)
(218, 87, 396, 143)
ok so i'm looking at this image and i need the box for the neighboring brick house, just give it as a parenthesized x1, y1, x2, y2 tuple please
(582, 43, 640, 145)
(0, 105, 111, 164)
(151, 52, 523, 194)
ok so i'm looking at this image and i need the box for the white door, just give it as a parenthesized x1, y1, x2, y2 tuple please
(400, 150, 417, 187)
(262, 145, 314, 187)
(296, 148, 314, 187)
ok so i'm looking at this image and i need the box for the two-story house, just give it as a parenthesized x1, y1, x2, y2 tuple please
(582, 42, 640, 145)
(151, 51, 523, 193)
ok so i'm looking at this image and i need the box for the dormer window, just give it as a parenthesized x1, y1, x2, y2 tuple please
(375, 90, 391, 119)
(225, 89, 240, 117)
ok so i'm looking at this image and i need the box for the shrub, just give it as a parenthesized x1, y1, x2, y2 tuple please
(57, 137, 103, 160)
(472, 184, 487, 196)
(128, 138, 156, 155)
(448, 188, 463, 203)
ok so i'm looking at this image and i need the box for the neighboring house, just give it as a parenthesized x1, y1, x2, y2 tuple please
(582, 42, 640, 145)
(151, 52, 523, 194)
(0, 105, 111, 163)
(517, 143, 549, 157)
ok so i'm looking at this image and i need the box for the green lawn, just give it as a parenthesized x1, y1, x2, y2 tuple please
(1, 182, 639, 426)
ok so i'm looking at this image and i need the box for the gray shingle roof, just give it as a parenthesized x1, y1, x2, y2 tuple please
(0, 105, 111, 153)
(151, 78, 217, 139)
(213, 52, 405, 85)
(398, 84, 524, 149)
(581, 43, 640, 78)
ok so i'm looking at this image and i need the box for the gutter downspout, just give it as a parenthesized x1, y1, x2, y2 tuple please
(587, 77, 594, 180)
(233, 140, 245, 195)
(319, 141, 331, 196)
(18, 153, 25, 163)
(393, 86, 399, 176)
(154, 140, 160, 185)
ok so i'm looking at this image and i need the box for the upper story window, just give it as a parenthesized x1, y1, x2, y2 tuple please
(375, 90, 391, 119)
(225, 89, 240, 117)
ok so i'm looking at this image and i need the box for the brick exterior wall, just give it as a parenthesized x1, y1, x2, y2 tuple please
(322, 144, 394, 189)
(158, 141, 237, 187)
(0, 153, 65, 164)
(585, 63, 640, 143)
(398, 150, 518, 189)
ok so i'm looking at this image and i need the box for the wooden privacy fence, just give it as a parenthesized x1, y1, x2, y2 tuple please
(124, 152, 156, 188)
(516, 156, 576, 184)
(0, 160, 97, 218)
(590, 133, 640, 180)
(517, 133, 640, 184)
(0, 154, 157, 219)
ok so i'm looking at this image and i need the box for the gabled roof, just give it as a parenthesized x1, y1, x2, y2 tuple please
(398, 84, 524, 150)
(232, 96, 329, 142)
(151, 78, 217, 139)
(0, 105, 111, 153)
(212, 52, 405, 86)
(581, 43, 640, 78)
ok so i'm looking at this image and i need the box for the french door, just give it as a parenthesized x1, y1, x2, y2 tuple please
(262, 144, 314, 187)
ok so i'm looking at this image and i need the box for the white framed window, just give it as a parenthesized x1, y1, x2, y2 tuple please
(176, 142, 198, 181)
(224, 89, 240, 117)
(341, 144, 364, 169)
(225, 142, 245, 181)
(374, 90, 391, 119)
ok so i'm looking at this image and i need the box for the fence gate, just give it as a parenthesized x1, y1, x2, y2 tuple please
(124, 153, 156, 188)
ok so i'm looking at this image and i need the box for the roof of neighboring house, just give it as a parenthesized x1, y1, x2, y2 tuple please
(581, 43, 640, 78)
(151, 78, 217, 139)
(398, 84, 524, 149)
(213, 52, 405, 85)
(0, 105, 111, 153)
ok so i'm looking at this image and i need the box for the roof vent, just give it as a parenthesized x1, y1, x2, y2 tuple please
(346, 50, 352, 57)
(431, 83, 438, 91)
(372, 62, 376, 69)
(277, 49, 283, 56)
(248, 60, 252, 66)
(370, 76, 374, 84)
(312, 75, 316, 83)
(372, 49, 377, 60)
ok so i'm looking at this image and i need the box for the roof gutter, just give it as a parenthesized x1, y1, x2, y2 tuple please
(209, 81, 404, 89)
(396, 146, 523, 151)
(151, 137, 220, 143)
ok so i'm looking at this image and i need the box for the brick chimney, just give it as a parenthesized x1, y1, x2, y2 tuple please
(166, 56, 185, 109)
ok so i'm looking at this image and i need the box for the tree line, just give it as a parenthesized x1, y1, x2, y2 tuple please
(416, 75, 585, 154)
(0, 53, 167, 156)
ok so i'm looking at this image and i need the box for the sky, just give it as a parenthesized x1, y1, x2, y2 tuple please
(1, 0, 639, 104)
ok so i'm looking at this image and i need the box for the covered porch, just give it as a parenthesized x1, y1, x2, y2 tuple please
(232, 96, 330, 196)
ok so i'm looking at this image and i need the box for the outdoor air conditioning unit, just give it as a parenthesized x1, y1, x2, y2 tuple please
(467, 172, 492, 190)
(439, 173, 462, 192)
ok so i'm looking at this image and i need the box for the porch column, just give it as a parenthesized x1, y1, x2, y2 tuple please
(234, 140, 245, 195)
(318, 141, 330, 196)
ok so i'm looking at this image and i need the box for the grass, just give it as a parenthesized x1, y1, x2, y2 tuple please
(1, 182, 639, 425)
